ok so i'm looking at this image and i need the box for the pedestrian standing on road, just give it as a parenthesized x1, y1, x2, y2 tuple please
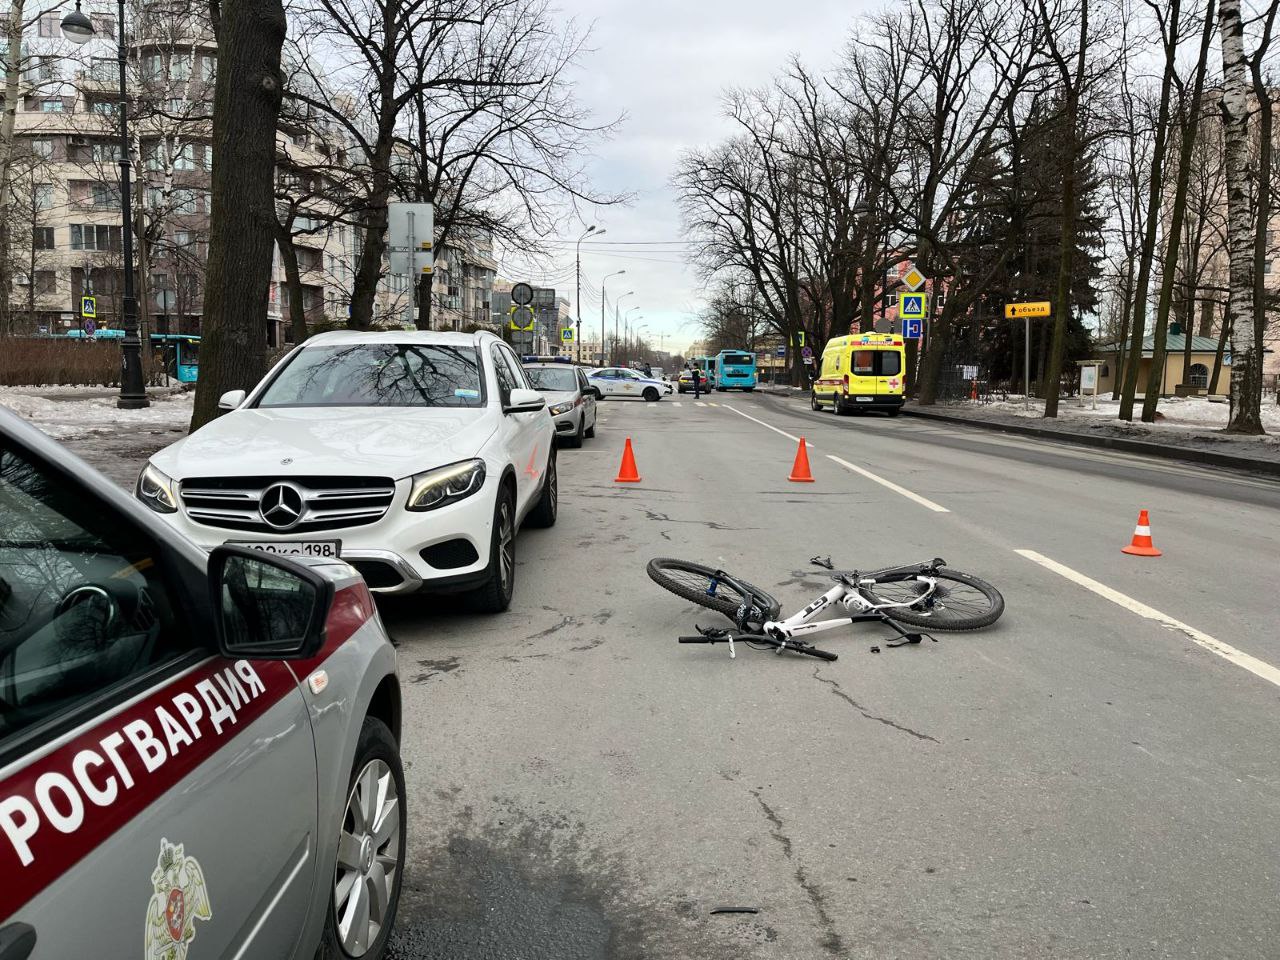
(688, 361, 701, 399)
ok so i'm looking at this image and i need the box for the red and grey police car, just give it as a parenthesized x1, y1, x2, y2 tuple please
(0, 410, 406, 959)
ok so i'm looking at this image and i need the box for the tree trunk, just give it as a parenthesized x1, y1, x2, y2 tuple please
(191, 0, 286, 430)
(1210, 300, 1230, 394)
(1112, 264, 1134, 399)
(347, 129, 393, 330)
(1218, 0, 1264, 433)
(1043, 98, 1080, 419)
(1143, 2, 1215, 421)
(414, 273, 432, 330)
(0, 0, 26, 336)
(1119, 0, 1181, 420)
(274, 230, 307, 344)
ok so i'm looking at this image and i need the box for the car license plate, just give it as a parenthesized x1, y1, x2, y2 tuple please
(854, 396, 872, 402)
(228, 540, 342, 558)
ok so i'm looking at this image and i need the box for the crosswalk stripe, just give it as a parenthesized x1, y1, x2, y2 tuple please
(673, 402, 682, 407)
(695, 401, 707, 407)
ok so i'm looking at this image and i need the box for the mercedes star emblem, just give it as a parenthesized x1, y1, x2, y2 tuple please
(259, 482, 305, 530)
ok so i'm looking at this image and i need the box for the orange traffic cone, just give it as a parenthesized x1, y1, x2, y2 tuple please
(789, 437, 815, 483)
(1121, 509, 1162, 557)
(614, 437, 641, 483)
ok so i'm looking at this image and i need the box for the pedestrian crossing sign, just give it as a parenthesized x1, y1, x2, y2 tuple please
(899, 292, 927, 319)
(560, 327, 574, 342)
(81, 295, 96, 319)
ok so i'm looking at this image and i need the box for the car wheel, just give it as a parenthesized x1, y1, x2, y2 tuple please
(810, 391, 822, 411)
(315, 718, 405, 960)
(525, 450, 557, 528)
(887, 408, 901, 418)
(468, 487, 516, 612)
(642, 387, 659, 402)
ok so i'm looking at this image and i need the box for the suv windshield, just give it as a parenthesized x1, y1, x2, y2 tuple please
(524, 367, 578, 392)
(257, 344, 485, 408)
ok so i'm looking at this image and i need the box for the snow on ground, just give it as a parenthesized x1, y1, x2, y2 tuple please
(958, 394, 1280, 433)
(0, 386, 194, 441)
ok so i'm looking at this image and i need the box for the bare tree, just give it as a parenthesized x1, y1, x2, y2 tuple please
(1140, 0, 1217, 421)
(1216, 0, 1276, 433)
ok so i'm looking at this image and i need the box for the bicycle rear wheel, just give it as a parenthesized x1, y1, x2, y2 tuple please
(857, 568, 1003, 631)
(647, 558, 781, 625)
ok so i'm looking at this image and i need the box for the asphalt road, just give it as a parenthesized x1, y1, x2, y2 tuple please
(384, 392, 1280, 959)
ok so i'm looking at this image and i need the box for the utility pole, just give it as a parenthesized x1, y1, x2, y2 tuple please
(615, 291, 634, 365)
(575, 226, 600, 362)
(601, 269, 625, 365)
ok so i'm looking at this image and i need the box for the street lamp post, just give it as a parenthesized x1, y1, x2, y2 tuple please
(63, 0, 148, 408)
(624, 306, 641, 364)
(575, 226, 601, 362)
(615, 292, 634, 366)
(601, 269, 625, 365)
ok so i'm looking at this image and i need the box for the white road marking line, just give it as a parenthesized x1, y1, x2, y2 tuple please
(695, 401, 707, 407)
(708, 402, 720, 407)
(1015, 549, 1280, 690)
(722, 404, 812, 446)
(673, 401, 682, 407)
(827, 455, 949, 512)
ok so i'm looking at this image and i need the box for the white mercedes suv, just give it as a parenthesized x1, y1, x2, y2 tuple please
(135, 330, 557, 612)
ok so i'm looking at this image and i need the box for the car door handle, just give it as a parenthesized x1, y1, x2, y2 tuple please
(0, 924, 36, 960)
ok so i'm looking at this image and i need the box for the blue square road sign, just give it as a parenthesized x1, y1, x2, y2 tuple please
(903, 317, 923, 339)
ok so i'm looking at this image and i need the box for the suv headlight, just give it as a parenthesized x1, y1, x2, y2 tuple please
(406, 459, 486, 512)
(548, 399, 575, 416)
(136, 463, 178, 513)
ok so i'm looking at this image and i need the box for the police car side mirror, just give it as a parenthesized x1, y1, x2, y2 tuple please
(208, 546, 334, 659)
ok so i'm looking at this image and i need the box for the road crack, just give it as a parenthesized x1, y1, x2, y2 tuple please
(750, 789, 846, 957)
(812, 669, 939, 743)
(642, 509, 755, 531)
(525, 615, 581, 639)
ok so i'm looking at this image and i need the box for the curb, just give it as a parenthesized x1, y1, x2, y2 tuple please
(898, 406, 1280, 478)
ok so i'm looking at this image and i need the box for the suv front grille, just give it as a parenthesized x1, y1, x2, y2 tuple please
(180, 475, 396, 533)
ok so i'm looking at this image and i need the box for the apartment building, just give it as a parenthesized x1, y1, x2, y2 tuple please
(4, 1, 355, 343)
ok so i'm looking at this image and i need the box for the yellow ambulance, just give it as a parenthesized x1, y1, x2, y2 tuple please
(811, 333, 906, 415)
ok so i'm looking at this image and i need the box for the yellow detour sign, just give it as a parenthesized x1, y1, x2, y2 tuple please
(509, 305, 535, 331)
(1005, 301, 1051, 319)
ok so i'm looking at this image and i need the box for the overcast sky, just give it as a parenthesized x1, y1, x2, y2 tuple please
(497, 0, 870, 357)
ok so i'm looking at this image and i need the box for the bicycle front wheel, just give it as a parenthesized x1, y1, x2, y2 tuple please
(647, 558, 781, 625)
(857, 568, 1004, 631)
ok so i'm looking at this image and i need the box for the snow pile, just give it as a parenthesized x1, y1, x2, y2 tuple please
(0, 388, 194, 440)
(951, 395, 1280, 434)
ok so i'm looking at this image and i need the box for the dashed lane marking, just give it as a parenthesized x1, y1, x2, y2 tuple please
(827, 455, 949, 512)
(1016, 549, 1280, 690)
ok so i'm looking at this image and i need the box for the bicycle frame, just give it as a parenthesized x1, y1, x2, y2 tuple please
(759, 575, 938, 642)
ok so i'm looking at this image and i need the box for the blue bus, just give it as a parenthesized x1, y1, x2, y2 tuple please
(714, 349, 757, 391)
(66, 330, 201, 383)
